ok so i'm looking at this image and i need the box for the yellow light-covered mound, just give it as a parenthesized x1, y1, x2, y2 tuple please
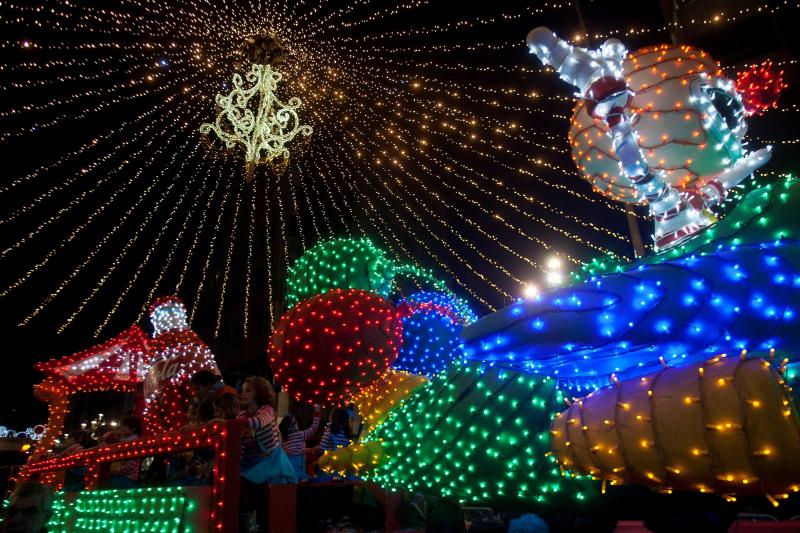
(318, 441, 385, 475)
(551, 354, 800, 498)
(352, 369, 428, 431)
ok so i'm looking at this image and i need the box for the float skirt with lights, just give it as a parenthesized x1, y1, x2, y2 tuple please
(550, 354, 800, 498)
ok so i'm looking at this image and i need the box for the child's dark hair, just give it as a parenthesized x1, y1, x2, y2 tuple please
(120, 414, 143, 436)
(329, 407, 351, 438)
(190, 369, 222, 388)
(212, 392, 239, 420)
(279, 413, 296, 441)
(68, 429, 96, 449)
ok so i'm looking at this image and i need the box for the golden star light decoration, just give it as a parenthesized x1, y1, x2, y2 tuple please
(200, 63, 312, 180)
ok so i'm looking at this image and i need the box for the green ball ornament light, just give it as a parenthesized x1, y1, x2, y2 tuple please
(285, 237, 450, 308)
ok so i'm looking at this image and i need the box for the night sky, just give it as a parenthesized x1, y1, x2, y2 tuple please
(0, 0, 797, 430)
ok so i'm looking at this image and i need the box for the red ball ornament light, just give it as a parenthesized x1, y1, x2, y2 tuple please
(269, 288, 404, 405)
(736, 60, 788, 116)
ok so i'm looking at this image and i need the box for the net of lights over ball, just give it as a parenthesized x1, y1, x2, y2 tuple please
(393, 291, 477, 376)
(285, 237, 451, 309)
(143, 296, 220, 435)
(463, 177, 800, 392)
(736, 60, 789, 117)
(364, 359, 599, 508)
(269, 288, 404, 405)
(551, 354, 800, 499)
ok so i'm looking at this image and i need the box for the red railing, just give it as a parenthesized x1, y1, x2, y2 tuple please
(21, 420, 242, 532)
(20, 420, 410, 532)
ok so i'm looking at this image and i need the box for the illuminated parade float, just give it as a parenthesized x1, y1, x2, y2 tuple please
(3, 6, 799, 533)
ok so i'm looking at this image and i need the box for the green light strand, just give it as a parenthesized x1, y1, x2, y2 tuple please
(38, 486, 194, 533)
(364, 359, 599, 508)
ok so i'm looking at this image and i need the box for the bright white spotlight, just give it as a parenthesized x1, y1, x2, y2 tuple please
(547, 256, 562, 270)
(546, 271, 563, 286)
(523, 283, 540, 299)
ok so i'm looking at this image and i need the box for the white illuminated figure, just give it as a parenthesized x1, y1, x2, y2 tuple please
(526, 27, 771, 250)
(142, 296, 220, 434)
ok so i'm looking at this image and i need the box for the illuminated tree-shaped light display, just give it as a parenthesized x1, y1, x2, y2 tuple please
(393, 291, 477, 376)
(143, 296, 220, 434)
(269, 288, 404, 405)
(365, 359, 599, 508)
(199, 63, 312, 180)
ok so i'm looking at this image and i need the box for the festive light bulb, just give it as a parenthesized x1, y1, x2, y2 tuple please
(523, 283, 540, 299)
(546, 256, 562, 270)
(545, 271, 563, 287)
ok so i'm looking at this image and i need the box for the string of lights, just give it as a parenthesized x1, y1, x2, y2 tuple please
(6, 105, 197, 308)
(1, 0, 796, 345)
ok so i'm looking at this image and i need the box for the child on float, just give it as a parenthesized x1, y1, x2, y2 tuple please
(237, 376, 296, 532)
(61, 430, 96, 492)
(170, 387, 241, 487)
(279, 403, 321, 481)
(319, 407, 352, 452)
(213, 387, 240, 420)
(108, 415, 142, 489)
(315, 407, 353, 481)
(59, 429, 94, 456)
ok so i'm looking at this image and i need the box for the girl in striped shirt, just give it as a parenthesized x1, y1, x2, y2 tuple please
(109, 415, 142, 489)
(279, 404, 321, 481)
(314, 408, 354, 481)
(319, 407, 352, 452)
(237, 377, 281, 467)
(237, 376, 289, 531)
